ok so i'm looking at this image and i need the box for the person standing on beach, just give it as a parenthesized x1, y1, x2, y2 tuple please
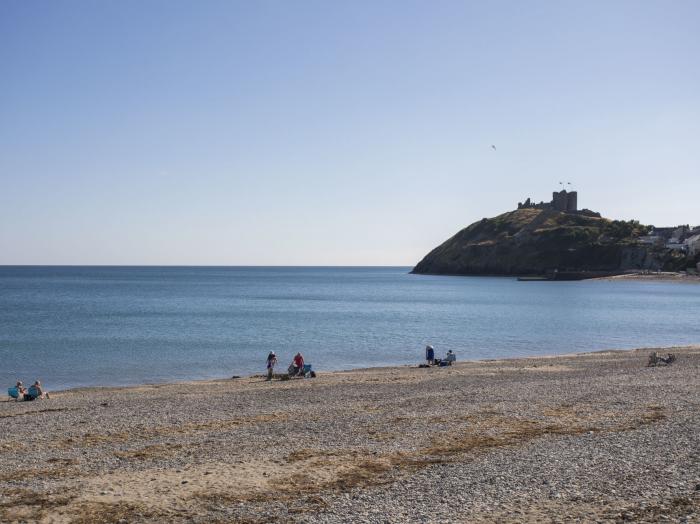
(425, 345, 435, 365)
(266, 351, 277, 381)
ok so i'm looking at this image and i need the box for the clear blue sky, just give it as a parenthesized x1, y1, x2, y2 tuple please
(2, 1, 698, 265)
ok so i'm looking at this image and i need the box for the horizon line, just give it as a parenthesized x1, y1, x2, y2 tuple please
(0, 264, 415, 268)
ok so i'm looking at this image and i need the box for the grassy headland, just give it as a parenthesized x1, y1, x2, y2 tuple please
(412, 208, 694, 277)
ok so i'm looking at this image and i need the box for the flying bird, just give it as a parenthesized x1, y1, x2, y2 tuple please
(491, 145, 496, 151)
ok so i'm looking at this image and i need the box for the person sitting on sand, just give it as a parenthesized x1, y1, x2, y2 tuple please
(25, 380, 49, 400)
(445, 349, 456, 365)
(266, 351, 278, 381)
(290, 352, 305, 376)
(16, 381, 27, 397)
(8, 381, 27, 400)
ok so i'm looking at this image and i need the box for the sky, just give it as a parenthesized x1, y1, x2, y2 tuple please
(1, 1, 699, 265)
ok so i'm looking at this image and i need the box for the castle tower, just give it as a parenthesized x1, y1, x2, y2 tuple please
(552, 190, 568, 212)
(566, 191, 578, 212)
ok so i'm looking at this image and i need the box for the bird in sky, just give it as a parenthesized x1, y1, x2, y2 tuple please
(491, 145, 496, 151)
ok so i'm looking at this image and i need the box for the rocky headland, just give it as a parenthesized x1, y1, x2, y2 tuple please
(412, 207, 695, 278)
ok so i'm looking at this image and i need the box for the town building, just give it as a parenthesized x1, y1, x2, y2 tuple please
(685, 234, 700, 256)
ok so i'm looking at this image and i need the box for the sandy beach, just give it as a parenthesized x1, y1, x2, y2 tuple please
(593, 272, 700, 283)
(1, 346, 699, 523)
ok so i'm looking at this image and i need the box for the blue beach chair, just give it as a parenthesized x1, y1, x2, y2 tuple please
(303, 364, 312, 374)
(26, 386, 40, 400)
(8, 387, 20, 400)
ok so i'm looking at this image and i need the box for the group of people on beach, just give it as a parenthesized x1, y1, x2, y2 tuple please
(9, 348, 449, 396)
(425, 345, 456, 367)
(265, 351, 309, 380)
(8, 380, 49, 401)
(265, 346, 454, 380)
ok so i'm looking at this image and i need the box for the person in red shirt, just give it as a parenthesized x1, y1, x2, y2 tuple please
(291, 352, 305, 376)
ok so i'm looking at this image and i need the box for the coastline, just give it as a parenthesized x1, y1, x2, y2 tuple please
(412, 270, 700, 283)
(2, 345, 699, 523)
(591, 272, 700, 283)
(24, 343, 699, 395)
(5, 266, 700, 395)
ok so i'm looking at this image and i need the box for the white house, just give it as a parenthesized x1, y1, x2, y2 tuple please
(685, 234, 700, 256)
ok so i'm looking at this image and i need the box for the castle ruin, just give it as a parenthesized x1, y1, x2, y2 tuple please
(518, 189, 578, 213)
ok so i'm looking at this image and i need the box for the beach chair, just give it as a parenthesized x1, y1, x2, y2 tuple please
(7, 386, 24, 401)
(303, 364, 312, 374)
(26, 386, 40, 400)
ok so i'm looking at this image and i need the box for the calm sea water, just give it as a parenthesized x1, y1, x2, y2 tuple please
(1, 266, 699, 391)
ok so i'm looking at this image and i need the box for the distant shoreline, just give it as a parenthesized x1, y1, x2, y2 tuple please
(413, 270, 700, 282)
(591, 271, 700, 283)
(25, 343, 698, 395)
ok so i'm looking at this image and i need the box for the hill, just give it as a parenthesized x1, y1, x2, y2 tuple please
(411, 208, 687, 277)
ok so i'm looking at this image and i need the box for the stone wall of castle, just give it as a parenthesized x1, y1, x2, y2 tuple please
(518, 190, 578, 213)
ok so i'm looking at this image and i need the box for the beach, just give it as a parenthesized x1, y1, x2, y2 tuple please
(593, 272, 700, 283)
(1, 346, 699, 523)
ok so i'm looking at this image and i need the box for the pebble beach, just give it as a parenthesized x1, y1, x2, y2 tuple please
(1, 346, 699, 523)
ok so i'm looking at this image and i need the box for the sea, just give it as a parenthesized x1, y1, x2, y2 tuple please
(1, 266, 699, 391)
